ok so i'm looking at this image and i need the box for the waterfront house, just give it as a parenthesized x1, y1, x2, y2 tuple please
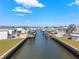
(70, 33, 79, 41)
(17, 28, 26, 33)
(0, 27, 17, 39)
(8, 28, 17, 38)
(0, 27, 29, 39)
(54, 27, 66, 37)
(16, 28, 29, 38)
(69, 26, 79, 41)
(0, 29, 8, 40)
(55, 31, 65, 37)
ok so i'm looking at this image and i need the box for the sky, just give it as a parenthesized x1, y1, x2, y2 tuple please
(0, 0, 79, 26)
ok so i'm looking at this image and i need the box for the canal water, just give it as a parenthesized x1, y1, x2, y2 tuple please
(11, 31, 76, 59)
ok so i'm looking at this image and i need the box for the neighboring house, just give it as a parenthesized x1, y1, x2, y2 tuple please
(17, 28, 26, 34)
(17, 28, 29, 38)
(0, 27, 17, 39)
(75, 27, 79, 32)
(0, 27, 29, 40)
(42, 28, 46, 31)
(54, 27, 66, 37)
(70, 33, 79, 41)
(0, 30, 8, 40)
(8, 29, 17, 38)
(55, 31, 65, 37)
(70, 26, 79, 41)
(32, 27, 37, 31)
(51, 28, 58, 34)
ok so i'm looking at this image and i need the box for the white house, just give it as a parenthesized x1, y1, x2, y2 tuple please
(54, 28, 65, 37)
(0, 27, 18, 39)
(7, 28, 17, 38)
(17, 28, 26, 34)
(70, 26, 79, 41)
(0, 27, 29, 39)
(70, 33, 79, 41)
(0, 30, 8, 40)
(55, 31, 65, 37)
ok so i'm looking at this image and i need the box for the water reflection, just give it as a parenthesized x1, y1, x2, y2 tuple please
(11, 31, 76, 59)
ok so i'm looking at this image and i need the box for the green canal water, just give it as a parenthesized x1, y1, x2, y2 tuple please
(11, 31, 77, 59)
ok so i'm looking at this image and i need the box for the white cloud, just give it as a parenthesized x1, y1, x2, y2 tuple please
(12, 7, 32, 13)
(68, 0, 79, 6)
(12, 0, 45, 15)
(14, 0, 45, 8)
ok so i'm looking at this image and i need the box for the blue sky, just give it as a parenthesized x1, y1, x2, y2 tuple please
(0, 0, 79, 26)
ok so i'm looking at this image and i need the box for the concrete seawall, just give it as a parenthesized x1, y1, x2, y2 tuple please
(0, 38, 28, 59)
(50, 37, 79, 58)
(0, 32, 36, 59)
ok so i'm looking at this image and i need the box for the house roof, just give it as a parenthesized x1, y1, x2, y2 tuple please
(70, 33, 79, 37)
(0, 27, 17, 30)
(0, 29, 8, 32)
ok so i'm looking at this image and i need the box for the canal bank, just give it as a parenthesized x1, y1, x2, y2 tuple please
(0, 30, 36, 59)
(45, 31, 79, 58)
(0, 38, 28, 59)
(11, 31, 76, 59)
(50, 36, 79, 59)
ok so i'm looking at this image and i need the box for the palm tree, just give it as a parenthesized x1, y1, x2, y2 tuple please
(66, 24, 76, 35)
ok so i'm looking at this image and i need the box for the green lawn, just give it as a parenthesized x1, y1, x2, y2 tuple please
(46, 31, 79, 50)
(59, 36, 79, 50)
(0, 39, 22, 56)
